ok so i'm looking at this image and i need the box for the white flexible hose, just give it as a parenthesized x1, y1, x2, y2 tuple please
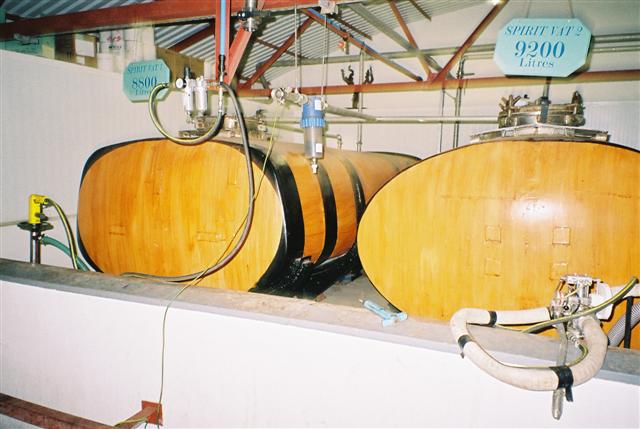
(451, 309, 608, 391)
(608, 302, 640, 346)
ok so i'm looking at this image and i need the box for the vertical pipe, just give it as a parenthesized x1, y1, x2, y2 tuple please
(356, 48, 365, 152)
(220, 0, 227, 56)
(30, 227, 42, 264)
(452, 58, 465, 149)
(438, 88, 445, 153)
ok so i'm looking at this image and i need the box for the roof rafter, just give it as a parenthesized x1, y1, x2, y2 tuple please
(407, 0, 431, 21)
(302, 8, 422, 82)
(330, 15, 371, 40)
(0, 0, 361, 41)
(433, 0, 509, 82)
(227, 0, 267, 85)
(241, 16, 313, 88)
(254, 37, 307, 59)
(348, 3, 444, 78)
(169, 24, 214, 53)
(388, 1, 430, 76)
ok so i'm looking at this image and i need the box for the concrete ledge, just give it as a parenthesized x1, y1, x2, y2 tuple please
(1, 258, 638, 386)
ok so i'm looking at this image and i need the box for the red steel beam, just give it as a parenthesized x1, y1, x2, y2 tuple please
(241, 16, 314, 88)
(0, 0, 357, 41)
(433, 0, 509, 83)
(331, 15, 372, 40)
(388, 1, 430, 76)
(302, 9, 422, 82)
(169, 24, 214, 53)
(226, 0, 266, 84)
(237, 69, 640, 97)
(408, 0, 431, 21)
(255, 37, 306, 58)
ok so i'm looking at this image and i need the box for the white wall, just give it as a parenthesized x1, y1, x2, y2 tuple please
(0, 50, 187, 267)
(1, 279, 638, 428)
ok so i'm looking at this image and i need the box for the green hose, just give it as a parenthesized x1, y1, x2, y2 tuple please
(41, 235, 90, 271)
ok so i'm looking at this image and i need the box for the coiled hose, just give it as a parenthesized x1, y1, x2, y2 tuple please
(148, 82, 224, 146)
(125, 81, 255, 282)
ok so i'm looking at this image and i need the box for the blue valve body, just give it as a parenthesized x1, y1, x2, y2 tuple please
(301, 96, 326, 129)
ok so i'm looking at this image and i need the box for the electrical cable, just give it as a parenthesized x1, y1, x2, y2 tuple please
(44, 198, 79, 270)
(126, 82, 254, 282)
(41, 235, 89, 271)
(523, 277, 639, 334)
(153, 107, 284, 427)
(148, 82, 225, 146)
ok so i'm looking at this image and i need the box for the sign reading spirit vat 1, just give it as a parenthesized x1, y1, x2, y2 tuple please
(123, 59, 170, 101)
(494, 18, 591, 77)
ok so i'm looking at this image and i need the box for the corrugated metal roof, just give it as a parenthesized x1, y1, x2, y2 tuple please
(2, 0, 480, 83)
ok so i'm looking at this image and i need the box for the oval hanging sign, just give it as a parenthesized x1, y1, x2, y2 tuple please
(494, 18, 591, 77)
(123, 59, 170, 102)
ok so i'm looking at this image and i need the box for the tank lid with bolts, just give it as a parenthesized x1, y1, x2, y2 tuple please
(471, 91, 609, 144)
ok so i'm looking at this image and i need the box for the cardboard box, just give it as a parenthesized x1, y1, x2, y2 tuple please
(156, 47, 204, 81)
(55, 34, 98, 68)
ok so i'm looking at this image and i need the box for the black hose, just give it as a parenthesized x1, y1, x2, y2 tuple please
(148, 82, 225, 146)
(125, 82, 255, 282)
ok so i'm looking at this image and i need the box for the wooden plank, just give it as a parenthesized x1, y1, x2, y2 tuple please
(0, 393, 113, 429)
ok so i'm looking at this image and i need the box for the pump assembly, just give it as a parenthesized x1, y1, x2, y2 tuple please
(272, 87, 327, 173)
(450, 274, 639, 420)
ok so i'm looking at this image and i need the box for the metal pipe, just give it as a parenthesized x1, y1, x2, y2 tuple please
(438, 88, 445, 153)
(324, 104, 377, 122)
(255, 120, 342, 141)
(273, 33, 640, 67)
(272, 87, 377, 121)
(263, 116, 497, 124)
(452, 58, 465, 149)
(356, 48, 365, 151)
(240, 69, 640, 97)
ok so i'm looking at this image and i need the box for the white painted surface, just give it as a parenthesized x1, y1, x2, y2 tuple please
(1, 280, 638, 428)
(0, 51, 174, 266)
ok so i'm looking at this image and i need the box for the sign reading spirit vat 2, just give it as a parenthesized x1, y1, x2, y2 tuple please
(123, 59, 170, 101)
(494, 18, 591, 77)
